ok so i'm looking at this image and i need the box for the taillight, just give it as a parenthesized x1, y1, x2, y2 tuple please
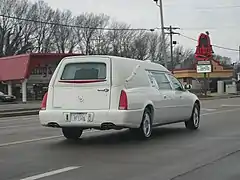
(40, 92, 48, 110)
(119, 90, 128, 110)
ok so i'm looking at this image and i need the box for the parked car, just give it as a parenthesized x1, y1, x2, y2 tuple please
(0, 91, 16, 102)
(39, 55, 201, 140)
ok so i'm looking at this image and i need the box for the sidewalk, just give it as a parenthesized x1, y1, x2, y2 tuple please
(198, 93, 240, 100)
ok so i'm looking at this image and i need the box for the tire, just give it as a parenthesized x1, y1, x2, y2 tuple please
(130, 108, 153, 139)
(185, 103, 200, 130)
(62, 128, 83, 140)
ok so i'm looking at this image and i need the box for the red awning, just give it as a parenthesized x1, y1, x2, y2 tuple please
(0, 54, 29, 81)
(0, 53, 81, 82)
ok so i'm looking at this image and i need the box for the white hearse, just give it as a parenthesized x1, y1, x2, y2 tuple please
(39, 55, 200, 139)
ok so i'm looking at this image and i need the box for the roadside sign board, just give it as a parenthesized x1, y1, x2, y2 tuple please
(197, 64, 212, 73)
(197, 60, 211, 65)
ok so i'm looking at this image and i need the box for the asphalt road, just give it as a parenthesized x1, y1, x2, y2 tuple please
(0, 102, 40, 112)
(0, 98, 240, 180)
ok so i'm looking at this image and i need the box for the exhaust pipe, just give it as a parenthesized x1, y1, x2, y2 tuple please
(101, 123, 122, 130)
(47, 122, 60, 128)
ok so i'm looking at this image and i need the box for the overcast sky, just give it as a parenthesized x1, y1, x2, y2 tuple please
(32, 0, 240, 62)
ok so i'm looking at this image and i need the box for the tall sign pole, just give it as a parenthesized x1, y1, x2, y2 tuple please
(153, 0, 168, 68)
(239, 45, 240, 62)
(195, 31, 214, 97)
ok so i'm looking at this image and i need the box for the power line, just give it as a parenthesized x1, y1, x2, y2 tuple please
(196, 5, 240, 10)
(180, 34, 240, 52)
(165, 4, 240, 10)
(181, 26, 240, 31)
(1, 14, 239, 52)
(0, 14, 150, 31)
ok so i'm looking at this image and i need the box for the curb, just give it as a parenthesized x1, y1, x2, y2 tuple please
(0, 108, 40, 113)
(0, 110, 39, 118)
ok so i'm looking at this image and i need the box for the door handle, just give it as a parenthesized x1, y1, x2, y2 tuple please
(163, 95, 167, 99)
(180, 95, 182, 98)
(97, 88, 109, 92)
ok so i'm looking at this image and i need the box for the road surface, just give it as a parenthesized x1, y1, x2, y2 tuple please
(0, 98, 240, 180)
(0, 102, 40, 112)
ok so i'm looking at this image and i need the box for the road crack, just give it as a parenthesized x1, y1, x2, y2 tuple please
(170, 149, 240, 180)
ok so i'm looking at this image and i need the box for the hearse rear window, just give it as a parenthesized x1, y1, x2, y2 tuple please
(61, 62, 106, 80)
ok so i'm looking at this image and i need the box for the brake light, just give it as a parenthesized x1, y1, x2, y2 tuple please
(119, 90, 128, 110)
(40, 92, 48, 110)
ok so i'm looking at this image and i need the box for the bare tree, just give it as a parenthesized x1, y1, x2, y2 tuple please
(0, 0, 176, 63)
(31, 0, 58, 53)
(173, 45, 194, 69)
(154, 33, 169, 64)
(148, 32, 159, 61)
(75, 13, 109, 55)
(130, 31, 149, 60)
(213, 54, 232, 65)
(105, 21, 137, 57)
(0, 0, 34, 56)
(53, 10, 77, 53)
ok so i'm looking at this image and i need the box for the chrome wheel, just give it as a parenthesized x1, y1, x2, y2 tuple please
(185, 103, 200, 130)
(193, 106, 199, 127)
(130, 108, 153, 139)
(143, 113, 151, 138)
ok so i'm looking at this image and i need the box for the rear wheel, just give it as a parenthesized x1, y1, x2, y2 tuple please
(185, 103, 200, 130)
(62, 128, 83, 140)
(130, 108, 153, 139)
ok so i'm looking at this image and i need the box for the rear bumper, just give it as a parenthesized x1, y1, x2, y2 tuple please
(39, 109, 143, 129)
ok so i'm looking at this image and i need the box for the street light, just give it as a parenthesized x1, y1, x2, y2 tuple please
(153, 0, 168, 68)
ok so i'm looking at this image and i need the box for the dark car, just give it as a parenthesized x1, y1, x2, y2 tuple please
(0, 91, 16, 102)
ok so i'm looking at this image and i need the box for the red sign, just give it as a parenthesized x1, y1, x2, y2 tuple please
(194, 33, 213, 61)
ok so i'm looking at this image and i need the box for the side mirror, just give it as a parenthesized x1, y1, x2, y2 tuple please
(125, 64, 140, 83)
(184, 84, 192, 90)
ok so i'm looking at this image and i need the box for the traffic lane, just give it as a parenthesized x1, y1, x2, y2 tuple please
(1, 108, 240, 180)
(37, 109, 240, 180)
(201, 97, 240, 109)
(0, 115, 61, 145)
(0, 115, 39, 127)
(0, 106, 235, 146)
(0, 103, 40, 111)
(173, 150, 240, 180)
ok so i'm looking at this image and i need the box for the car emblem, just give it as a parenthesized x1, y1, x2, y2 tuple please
(78, 96, 84, 103)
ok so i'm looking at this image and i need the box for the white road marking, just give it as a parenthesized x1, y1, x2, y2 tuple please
(201, 108, 240, 116)
(0, 135, 63, 148)
(0, 124, 38, 129)
(20, 166, 81, 180)
(0, 115, 38, 122)
(0, 130, 98, 148)
(221, 104, 240, 107)
(201, 108, 216, 112)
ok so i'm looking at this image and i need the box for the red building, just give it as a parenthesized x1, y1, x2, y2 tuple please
(0, 53, 80, 102)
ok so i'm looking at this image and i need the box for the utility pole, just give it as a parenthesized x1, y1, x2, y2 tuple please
(153, 0, 168, 68)
(165, 26, 180, 73)
(239, 45, 240, 62)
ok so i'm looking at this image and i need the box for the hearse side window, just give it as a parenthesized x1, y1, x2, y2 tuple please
(151, 72, 172, 90)
(167, 74, 184, 91)
(61, 62, 106, 80)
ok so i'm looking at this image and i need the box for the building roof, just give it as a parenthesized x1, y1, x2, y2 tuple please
(0, 53, 81, 81)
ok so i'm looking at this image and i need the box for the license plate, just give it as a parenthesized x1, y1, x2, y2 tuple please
(70, 113, 86, 122)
